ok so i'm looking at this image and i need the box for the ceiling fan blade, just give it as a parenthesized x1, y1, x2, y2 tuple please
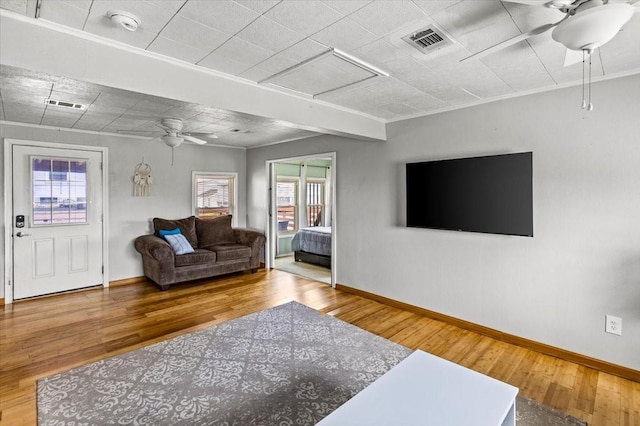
(564, 48, 590, 66)
(116, 129, 161, 134)
(460, 22, 559, 62)
(185, 132, 218, 139)
(182, 134, 208, 145)
(502, 0, 549, 5)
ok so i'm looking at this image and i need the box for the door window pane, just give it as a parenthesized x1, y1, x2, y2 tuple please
(32, 157, 88, 225)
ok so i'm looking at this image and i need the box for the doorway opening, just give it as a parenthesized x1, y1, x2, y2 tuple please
(266, 153, 336, 287)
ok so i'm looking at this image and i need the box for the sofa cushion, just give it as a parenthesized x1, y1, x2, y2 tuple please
(196, 215, 235, 248)
(154, 216, 197, 247)
(207, 244, 251, 262)
(174, 248, 217, 267)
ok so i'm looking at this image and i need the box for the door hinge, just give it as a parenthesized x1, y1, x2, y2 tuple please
(101, 265, 104, 274)
(100, 162, 103, 171)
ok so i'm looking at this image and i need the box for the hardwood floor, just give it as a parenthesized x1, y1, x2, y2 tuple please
(1, 269, 638, 425)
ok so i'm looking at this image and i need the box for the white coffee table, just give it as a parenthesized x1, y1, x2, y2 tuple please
(318, 349, 518, 426)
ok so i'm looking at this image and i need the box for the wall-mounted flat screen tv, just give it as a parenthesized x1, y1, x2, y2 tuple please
(406, 152, 533, 237)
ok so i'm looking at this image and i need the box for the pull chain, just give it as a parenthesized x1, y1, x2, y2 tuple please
(581, 50, 587, 109)
(587, 52, 593, 111)
(581, 49, 594, 112)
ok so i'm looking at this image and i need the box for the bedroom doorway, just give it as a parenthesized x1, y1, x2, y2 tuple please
(266, 153, 336, 287)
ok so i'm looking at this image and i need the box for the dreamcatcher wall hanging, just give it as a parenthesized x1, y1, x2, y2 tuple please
(133, 159, 152, 196)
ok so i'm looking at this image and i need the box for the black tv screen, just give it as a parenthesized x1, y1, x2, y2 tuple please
(406, 152, 533, 237)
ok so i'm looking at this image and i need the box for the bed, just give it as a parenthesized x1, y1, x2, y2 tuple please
(291, 226, 331, 268)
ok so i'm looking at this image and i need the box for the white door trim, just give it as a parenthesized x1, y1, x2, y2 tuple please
(265, 152, 337, 288)
(3, 139, 109, 304)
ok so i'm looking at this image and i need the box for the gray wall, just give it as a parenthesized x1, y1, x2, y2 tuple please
(246, 74, 640, 370)
(1, 124, 247, 295)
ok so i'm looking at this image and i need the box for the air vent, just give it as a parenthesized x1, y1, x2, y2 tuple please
(402, 25, 453, 54)
(44, 99, 87, 110)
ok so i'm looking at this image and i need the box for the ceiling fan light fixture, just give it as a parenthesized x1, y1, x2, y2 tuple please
(551, 3, 633, 50)
(545, 0, 572, 9)
(160, 135, 183, 148)
(107, 10, 141, 32)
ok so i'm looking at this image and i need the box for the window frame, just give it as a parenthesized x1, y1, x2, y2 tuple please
(192, 172, 237, 224)
(275, 177, 299, 234)
(305, 178, 326, 227)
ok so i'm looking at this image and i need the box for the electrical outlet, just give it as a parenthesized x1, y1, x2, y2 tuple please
(605, 315, 622, 336)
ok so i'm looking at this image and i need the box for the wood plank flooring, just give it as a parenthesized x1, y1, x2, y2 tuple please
(0, 269, 638, 425)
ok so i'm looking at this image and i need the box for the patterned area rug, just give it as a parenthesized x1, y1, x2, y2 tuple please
(38, 301, 586, 425)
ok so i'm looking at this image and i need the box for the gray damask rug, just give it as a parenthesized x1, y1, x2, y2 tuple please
(38, 301, 586, 425)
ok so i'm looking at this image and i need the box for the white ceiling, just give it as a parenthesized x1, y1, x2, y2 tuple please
(1, 0, 639, 148)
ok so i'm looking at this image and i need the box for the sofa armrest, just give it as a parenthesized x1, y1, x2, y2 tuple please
(233, 228, 266, 268)
(134, 235, 175, 264)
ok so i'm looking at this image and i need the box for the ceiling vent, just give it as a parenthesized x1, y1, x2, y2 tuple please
(402, 25, 453, 54)
(45, 99, 86, 110)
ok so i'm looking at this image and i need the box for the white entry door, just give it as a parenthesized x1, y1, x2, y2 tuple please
(12, 145, 104, 299)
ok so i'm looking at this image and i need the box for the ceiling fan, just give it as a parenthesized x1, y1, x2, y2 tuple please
(461, 0, 638, 65)
(461, 0, 637, 110)
(118, 117, 218, 148)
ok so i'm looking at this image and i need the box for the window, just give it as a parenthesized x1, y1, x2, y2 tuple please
(193, 173, 236, 220)
(32, 157, 88, 225)
(276, 179, 297, 232)
(306, 180, 325, 226)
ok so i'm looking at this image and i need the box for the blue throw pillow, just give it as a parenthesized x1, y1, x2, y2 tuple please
(164, 233, 194, 255)
(159, 228, 181, 239)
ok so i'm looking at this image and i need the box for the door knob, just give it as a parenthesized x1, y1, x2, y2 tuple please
(15, 232, 32, 237)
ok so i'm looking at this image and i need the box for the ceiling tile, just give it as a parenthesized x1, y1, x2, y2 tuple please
(207, 37, 274, 69)
(350, 39, 409, 68)
(0, 0, 29, 14)
(2, 102, 45, 124)
(412, 0, 464, 16)
(480, 45, 555, 92)
(235, 16, 306, 53)
(198, 52, 253, 75)
(240, 55, 299, 82)
(179, 0, 260, 35)
(265, 1, 343, 36)
(311, 17, 379, 52)
(158, 15, 230, 52)
(147, 36, 211, 64)
(320, 0, 372, 15)
(348, 1, 427, 37)
(73, 112, 120, 131)
(278, 38, 330, 62)
(38, 0, 89, 29)
(41, 109, 82, 127)
(234, 0, 280, 14)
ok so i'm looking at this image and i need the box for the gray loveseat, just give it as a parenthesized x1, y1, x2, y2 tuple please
(134, 215, 265, 291)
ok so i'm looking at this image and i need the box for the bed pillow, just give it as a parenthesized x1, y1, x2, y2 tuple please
(196, 215, 235, 248)
(164, 233, 195, 255)
(158, 228, 181, 239)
